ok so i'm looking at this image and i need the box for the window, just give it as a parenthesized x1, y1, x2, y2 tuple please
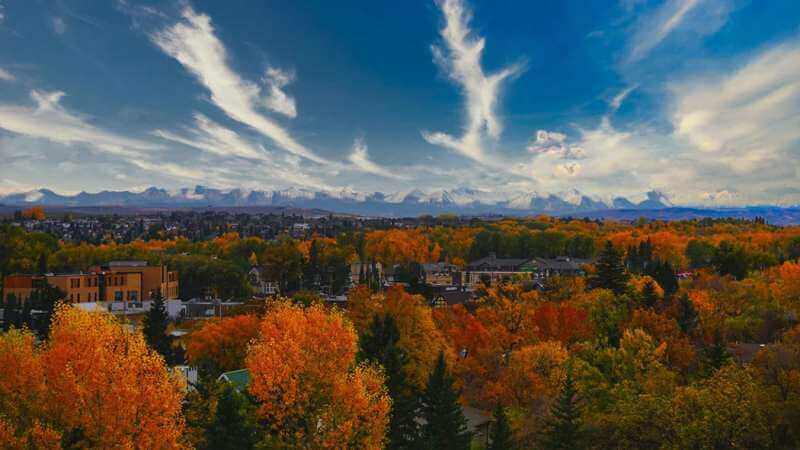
(127, 290, 138, 302)
(76, 293, 80, 302)
(114, 291, 123, 301)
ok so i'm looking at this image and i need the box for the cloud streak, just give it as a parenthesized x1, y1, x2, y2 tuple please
(150, 6, 329, 164)
(347, 138, 408, 180)
(422, 0, 523, 164)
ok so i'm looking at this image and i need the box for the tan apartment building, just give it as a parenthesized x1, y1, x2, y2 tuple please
(2, 261, 178, 305)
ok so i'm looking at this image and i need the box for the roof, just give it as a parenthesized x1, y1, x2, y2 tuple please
(218, 368, 250, 391)
(422, 262, 456, 272)
(109, 260, 148, 267)
(526, 257, 590, 271)
(467, 255, 529, 271)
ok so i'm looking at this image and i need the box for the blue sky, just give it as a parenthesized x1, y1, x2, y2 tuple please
(0, 0, 799, 205)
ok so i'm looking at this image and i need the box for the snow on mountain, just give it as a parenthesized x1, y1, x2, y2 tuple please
(0, 186, 677, 215)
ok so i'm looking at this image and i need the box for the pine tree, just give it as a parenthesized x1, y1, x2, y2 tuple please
(540, 368, 582, 450)
(488, 404, 513, 450)
(595, 241, 629, 294)
(143, 293, 173, 363)
(641, 279, 659, 309)
(676, 292, 698, 335)
(205, 383, 257, 450)
(420, 352, 471, 450)
(360, 314, 420, 449)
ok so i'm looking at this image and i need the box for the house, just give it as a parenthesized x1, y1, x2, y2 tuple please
(432, 289, 476, 308)
(421, 262, 458, 286)
(349, 261, 383, 286)
(462, 253, 531, 288)
(522, 257, 590, 279)
(218, 368, 251, 393)
(248, 267, 279, 296)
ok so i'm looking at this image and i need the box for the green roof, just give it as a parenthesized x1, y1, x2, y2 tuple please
(218, 368, 250, 391)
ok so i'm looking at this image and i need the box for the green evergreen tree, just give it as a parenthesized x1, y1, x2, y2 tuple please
(641, 279, 659, 309)
(143, 293, 173, 363)
(540, 368, 582, 450)
(420, 352, 471, 450)
(594, 241, 629, 294)
(676, 292, 698, 335)
(488, 404, 513, 450)
(359, 314, 420, 449)
(205, 383, 257, 450)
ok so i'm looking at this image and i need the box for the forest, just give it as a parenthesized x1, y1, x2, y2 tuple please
(1, 214, 800, 448)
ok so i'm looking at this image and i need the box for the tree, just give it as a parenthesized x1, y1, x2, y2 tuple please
(488, 404, 513, 450)
(142, 293, 173, 362)
(0, 306, 186, 447)
(641, 279, 659, 309)
(712, 241, 750, 280)
(674, 293, 699, 335)
(540, 367, 582, 450)
(594, 241, 629, 294)
(360, 314, 420, 449)
(247, 302, 390, 448)
(186, 314, 261, 378)
(419, 352, 471, 450)
(205, 383, 257, 450)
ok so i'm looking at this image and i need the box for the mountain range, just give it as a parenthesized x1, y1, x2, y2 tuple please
(0, 186, 673, 215)
(2, 186, 799, 224)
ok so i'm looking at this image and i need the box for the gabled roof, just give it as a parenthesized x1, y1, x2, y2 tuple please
(467, 255, 528, 271)
(218, 368, 250, 391)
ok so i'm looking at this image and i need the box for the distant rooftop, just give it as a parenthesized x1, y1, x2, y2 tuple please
(108, 260, 148, 267)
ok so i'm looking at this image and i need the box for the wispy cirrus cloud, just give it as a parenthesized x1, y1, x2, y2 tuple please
(422, 0, 524, 164)
(150, 6, 329, 165)
(153, 113, 268, 160)
(347, 138, 409, 180)
(0, 68, 14, 82)
(626, 0, 730, 63)
(262, 67, 297, 118)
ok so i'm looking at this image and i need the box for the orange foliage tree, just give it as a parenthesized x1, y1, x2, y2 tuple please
(246, 302, 390, 449)
(186, 314, 261, 375)
(364, 229, 442, 266)
(349, 285, 450, 388)
(0, 306, 186, 448)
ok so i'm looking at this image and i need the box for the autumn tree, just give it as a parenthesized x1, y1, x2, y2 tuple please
(247, 302, 390, 448)
(0, 306, 185, 447)
(419, 352, 471, 450)
(186, 314, 262, 378)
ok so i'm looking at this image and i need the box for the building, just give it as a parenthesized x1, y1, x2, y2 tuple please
(462, 253, 531, 288)
(2, 261, 179, 305)
(461, 253, 591, 289)
(349, 261, 383, 286)
(421, 262, 458, 286)
(523, 257, 590, 279)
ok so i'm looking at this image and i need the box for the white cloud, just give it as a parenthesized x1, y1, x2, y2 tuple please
(422, 0, 523, 163)
(348, 138, 408, 180)
(626, 0, 730, 63)
(51, 17, 67, 35)
(671, 40, 800, 173)
(153, 113, 267, 160)
(0, 68, 14, 82)
(0, 90, 156, 159)
(527, 130, 585, 160)
(150, 6, 329, 164)
(262, 67, 297, 118)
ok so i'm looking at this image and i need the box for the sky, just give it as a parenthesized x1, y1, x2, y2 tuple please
(0, 0, 799, 206)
